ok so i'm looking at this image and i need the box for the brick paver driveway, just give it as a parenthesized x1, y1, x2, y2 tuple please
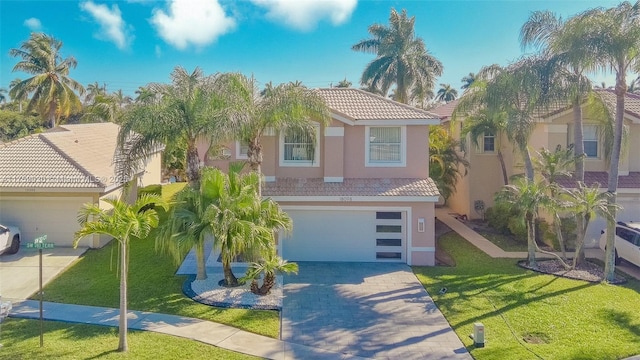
(282, 262, 472, 359)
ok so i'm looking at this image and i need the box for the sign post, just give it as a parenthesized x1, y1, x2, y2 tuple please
(26, 235, 54, 347)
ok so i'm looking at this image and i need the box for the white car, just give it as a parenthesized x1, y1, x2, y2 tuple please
(0, 224, 21, 255)
(599, 221, 640, 267)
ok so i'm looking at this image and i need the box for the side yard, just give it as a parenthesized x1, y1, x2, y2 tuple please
(33, 183, 279, 338)
(414, 232, 640, 360)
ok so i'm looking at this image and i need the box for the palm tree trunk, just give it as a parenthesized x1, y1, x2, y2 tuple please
(185, 143, 201, 189)
(521, 145, 534, 181)
(118, 240, 128, 352)
(572, 101, 585, 182)
(195, 242, 207, 281)
(527, 215, 537, 268)
(223, 261, 238, 286)
(554, 214, 567, 259)
(247, 138, 263, 197)
(604, 75, 625, 282)
(396, 63, 407, 104)
(573, 214, 590, 269)
(497, 149, 509, 185)
(48, 100, 57, 128)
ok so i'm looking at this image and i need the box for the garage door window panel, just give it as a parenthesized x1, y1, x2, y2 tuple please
(376, 238, 402, 246)
(376, 252, 402, 259)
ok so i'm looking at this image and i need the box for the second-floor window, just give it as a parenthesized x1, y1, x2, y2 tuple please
(366, 126, 406, 167)
(279, 126, 320, 167)
(482, 131, 495, 152)
(583, 125, 599, 158)
(236, 140, 249, 159)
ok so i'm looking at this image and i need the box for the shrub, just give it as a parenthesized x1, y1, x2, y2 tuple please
(486, 201, 518, 235)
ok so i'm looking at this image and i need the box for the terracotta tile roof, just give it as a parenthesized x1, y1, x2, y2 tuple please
(593, 90, 640, 120)
(263, 178, 440, 197)
(430, 99, 459, 122)
(0, 123, 124, 190)
(556, 171, 640, 189)
(317, 88, 440, 122)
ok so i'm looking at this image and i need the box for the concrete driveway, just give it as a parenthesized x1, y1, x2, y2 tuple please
(282, 262, 471, 360)
(0, 247, 86, 300)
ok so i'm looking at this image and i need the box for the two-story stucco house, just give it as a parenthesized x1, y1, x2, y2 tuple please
(433, 90, 640, 246)
(205, 88, 441, 266)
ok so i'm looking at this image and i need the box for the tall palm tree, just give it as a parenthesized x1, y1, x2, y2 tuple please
(223, 74, 330, 196)
(117, 67, 235, 189)
(461, 72, 476, 91)
(85, 81, 107, 105)
(627, 77, 640, 93)
(560, 2, 640, 282)
(436, 83, 458, 102)
(74, 194, 165, 352)
(9, 33, 85, 128)
(335, 78, 352, 88)
(352, 8, 443, 104)
(0, 88, 6, 105)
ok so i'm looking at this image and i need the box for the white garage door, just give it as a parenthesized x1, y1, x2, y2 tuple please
(281, 209, 406, 262)
(585, 196, 640, 247)
(0, 196, 92, 246)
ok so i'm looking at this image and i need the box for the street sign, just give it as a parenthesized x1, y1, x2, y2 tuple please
(26, 242, 54, 249)
(26, 235, 55, 249)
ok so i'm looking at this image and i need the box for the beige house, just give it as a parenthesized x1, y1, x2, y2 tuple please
(204, 88, 441, 266)
(433, 90, 640, 246)
(0, 123, 162, 248)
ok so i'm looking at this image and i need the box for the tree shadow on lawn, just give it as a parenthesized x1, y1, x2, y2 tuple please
(599, 308, 640, 338)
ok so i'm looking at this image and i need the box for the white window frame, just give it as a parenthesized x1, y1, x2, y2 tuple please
(279, 125, 321, 167)
(582, 125, 599, 158)
(365, 126, 406, 167)
(235, 140, 249, 159)
(568, 124, 600, 159)
(481, 131, 496, 153)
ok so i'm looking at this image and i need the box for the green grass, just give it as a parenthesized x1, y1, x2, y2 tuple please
(477, 229, 528, 252)
(413, 232, 640, 360)
(35, 182, 279, 338)
(0, 318, 259, 359)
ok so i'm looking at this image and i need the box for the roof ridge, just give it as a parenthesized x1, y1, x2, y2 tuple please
(319, 87, 440, 119)
(38, 133, 106, 187)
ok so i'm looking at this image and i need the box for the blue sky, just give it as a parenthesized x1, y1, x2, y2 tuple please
(0, 0, 623, 98)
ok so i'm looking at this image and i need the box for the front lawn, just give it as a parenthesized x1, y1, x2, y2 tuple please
(414, 232, 640, 360)
(0, 318, 259, 359)
(477, 229, 528, 252)
(36, 182, 279, 338)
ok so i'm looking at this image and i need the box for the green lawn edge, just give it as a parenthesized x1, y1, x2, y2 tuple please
(413, 232, 640, 360)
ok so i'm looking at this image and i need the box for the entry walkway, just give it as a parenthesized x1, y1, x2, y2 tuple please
(435, 208, 640, 280)
(282, 262, 472, 360)
(9, 300, 368, 360)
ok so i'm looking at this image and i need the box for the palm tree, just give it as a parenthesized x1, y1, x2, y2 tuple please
(0, 88, 6, 105)
(460, 108, 509, 185)
(223, 74, 330, 196)
(560, 2, 640, 282)
(352, 8, 443, 104)
(533, 145, 576, 258)
(627, 77, 640, 93)
(498, 178, 553, 267)
(9, 33, 85, 128)
(335, 78, 352, 88)
(461, 72, 476, 91)
(117, 66, 234, 189)
(562, 182, 617, 269)
(158, 180, 216, 280)
(203, 168, 290, 286)
(429, 126, 469, 202)
(436, 83, 458, 102)
(74, 194, 165, 352)
(9, 78, 26, 113)
(85, 81, 107, 105)
(134, 86, 156, 104)
(243, 252, 298, 295)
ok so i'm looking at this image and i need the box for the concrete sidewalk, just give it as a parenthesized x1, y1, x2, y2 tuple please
(435, 208, 640, 280)
(9, 300, 367, 360)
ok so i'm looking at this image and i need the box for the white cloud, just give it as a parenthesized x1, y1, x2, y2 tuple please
(80, 1, 132, 50)
(251, 0, 357, 31)
(151, 0, 236, 50)
(24, 18, 42, 31)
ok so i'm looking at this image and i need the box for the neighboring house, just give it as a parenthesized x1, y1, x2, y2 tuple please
(0, 123, 162, 248)
(433, 90, 640, 246)
(204, 88, 441, 266)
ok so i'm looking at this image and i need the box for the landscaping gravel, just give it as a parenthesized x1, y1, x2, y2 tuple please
(519, 259, 626, 284)
(186, 272, 283, 310)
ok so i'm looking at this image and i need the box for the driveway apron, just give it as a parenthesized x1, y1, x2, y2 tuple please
(282, 262, 471, 359)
